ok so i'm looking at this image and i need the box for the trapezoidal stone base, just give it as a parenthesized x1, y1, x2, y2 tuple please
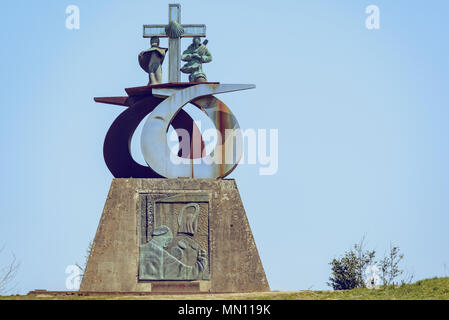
(80, 178, 270, 293)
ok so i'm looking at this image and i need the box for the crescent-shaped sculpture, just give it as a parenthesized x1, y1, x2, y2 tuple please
(95, 83, 254, 179)
(141, 84, 254, 179)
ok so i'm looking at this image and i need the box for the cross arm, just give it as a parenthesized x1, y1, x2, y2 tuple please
(143, 24, 206, 38)
(143, 25, 168, 38)
(180, 24, 206, 37)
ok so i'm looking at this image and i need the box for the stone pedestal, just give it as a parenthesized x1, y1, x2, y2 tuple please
(80, 179, 269, 293)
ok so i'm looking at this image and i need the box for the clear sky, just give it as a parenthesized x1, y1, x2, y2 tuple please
(0, 0, 448, 293)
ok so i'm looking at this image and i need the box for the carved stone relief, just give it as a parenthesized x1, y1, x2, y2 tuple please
(138, 193, 210, 281)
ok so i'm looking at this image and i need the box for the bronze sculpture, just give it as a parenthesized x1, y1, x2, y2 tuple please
(181, 37, 212, 82)
(138, 36, 168, 85)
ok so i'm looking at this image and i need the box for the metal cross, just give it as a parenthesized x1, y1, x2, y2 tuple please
(143, 4, 206, 83)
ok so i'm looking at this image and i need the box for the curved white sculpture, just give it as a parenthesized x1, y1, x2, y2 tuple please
(141, 84, 255, 178)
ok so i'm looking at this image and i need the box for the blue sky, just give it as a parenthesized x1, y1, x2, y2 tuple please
(0, 0, 448, 293)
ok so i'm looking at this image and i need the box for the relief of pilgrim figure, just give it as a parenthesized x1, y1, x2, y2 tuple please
(139, 225, 207, 280)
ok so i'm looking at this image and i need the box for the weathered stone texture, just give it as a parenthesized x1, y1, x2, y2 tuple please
(80, 178, 269, 293)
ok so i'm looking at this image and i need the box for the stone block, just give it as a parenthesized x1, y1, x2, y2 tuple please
(80, 178, 269, 293)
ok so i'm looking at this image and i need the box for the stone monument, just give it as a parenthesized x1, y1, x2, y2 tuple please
(80, 4, 269, 294)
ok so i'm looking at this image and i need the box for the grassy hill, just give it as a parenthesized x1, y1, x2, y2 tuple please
(1, 277, 449, 300)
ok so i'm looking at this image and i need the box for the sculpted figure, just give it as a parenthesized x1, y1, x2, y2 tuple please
(138, 37, 168, 85)
(139, 225, 207, 280)
(181, 37, 212, 82)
